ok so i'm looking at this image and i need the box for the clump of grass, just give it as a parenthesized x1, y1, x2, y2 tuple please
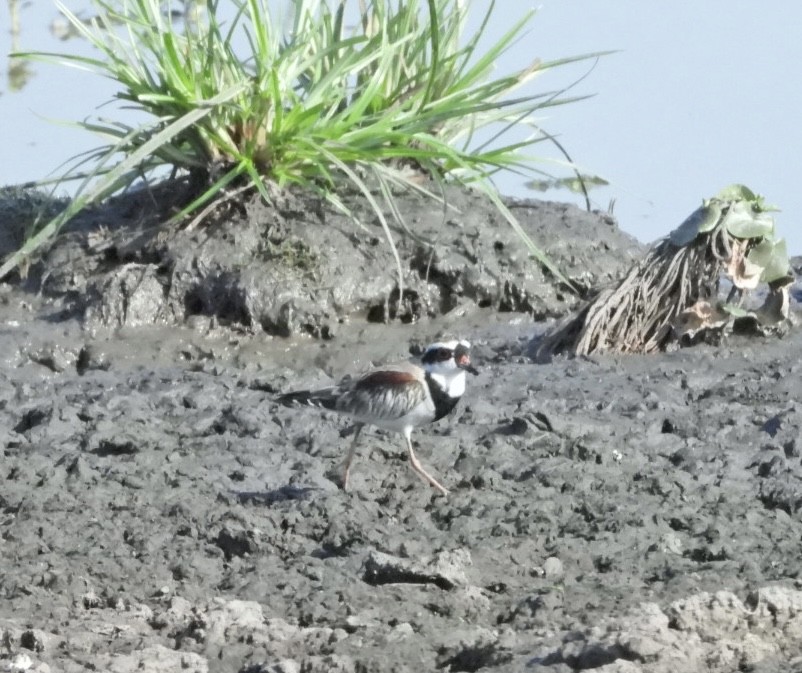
(2, 0, 605, 288)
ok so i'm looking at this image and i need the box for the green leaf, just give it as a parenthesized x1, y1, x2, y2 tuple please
(747, 237, 790, 283)
(714, 184, 757, 202)
(721, 201, 774, 239)
(525, 174, 608, 193)
(669, 202, 722, 246)
(711, 183, 779, 213)
(720, 303, 750, 318)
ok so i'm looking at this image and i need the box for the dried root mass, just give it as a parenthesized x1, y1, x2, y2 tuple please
(535, 186, 792, 361)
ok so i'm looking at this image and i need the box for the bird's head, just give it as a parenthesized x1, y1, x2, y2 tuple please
(421, 339, 478, 396)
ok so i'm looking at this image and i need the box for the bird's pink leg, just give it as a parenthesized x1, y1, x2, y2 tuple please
(341, 424, 363, 491)
(404, 430, 449, 496)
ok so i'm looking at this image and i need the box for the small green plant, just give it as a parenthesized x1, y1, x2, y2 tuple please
(1, 0, 605, 287)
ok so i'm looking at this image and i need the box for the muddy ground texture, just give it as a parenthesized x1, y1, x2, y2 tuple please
(2, 185, 802, 673)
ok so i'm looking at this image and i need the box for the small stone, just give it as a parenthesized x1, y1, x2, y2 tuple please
(81, 591, 102, 609)
(386, 623, 414, 642)
(76, 344, 111, 374)
(28, 344, 75, 373)
(660, 533, 683, 555)
(272, 661, 301, 673)
(20, 630, 45, 653)
(543, 556, 564, 579)
(107, 595, 126, 611)
(506, 417, 529, 435)
(758, 455, 785, 478)
(185, 314, 213, 333)
(7, 653, 33, 671)
(362, 549, 471, 589)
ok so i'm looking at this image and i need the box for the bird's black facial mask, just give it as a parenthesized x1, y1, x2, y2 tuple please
(421, 347, 451, 366)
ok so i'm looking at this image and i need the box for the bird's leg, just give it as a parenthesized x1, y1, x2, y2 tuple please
(341, 423, 363, 491)
(404, 430, 449, 496)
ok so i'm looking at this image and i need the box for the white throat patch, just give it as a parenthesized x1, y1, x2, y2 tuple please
(426, 365, 467, 398)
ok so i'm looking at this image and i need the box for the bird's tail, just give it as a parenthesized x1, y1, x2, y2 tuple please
(275, 387, 338, 410)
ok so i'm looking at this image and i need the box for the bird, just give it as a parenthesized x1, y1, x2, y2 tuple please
(276, 340, 478, 496)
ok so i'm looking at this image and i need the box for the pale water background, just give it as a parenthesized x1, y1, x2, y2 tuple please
(1, 1, 800, 253)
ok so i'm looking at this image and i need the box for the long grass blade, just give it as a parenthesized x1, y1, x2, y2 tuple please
(0, 82, 247, 278)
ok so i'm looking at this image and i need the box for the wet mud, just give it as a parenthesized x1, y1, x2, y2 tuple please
(1, 186, 801, 673)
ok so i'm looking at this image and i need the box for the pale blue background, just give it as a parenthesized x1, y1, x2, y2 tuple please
(2, 1, 800, 252)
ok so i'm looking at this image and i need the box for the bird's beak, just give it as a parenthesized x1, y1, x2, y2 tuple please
(456, 353, 479, 376)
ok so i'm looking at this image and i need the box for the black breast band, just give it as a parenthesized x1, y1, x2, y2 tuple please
(425, 373, 461, 422)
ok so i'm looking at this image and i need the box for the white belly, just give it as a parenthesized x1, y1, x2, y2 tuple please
(351, 397, 436, 433)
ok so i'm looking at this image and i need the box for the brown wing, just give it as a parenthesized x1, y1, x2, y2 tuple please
(335, 365, 431, 421)
(358, 369, 419, 387)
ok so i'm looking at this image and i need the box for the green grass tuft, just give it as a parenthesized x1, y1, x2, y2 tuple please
(1, 0, 608, 289)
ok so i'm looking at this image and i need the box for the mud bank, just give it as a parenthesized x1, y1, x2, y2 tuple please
(4, 183, 640, 335)
(1, 186, 801, 673)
